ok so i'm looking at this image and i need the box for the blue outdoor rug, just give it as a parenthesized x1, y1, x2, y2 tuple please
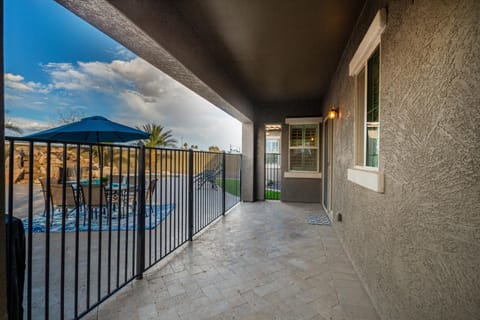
(22, 204, 174, 233)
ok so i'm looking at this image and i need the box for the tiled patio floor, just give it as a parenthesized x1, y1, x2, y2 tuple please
(84, 201, 379, 320)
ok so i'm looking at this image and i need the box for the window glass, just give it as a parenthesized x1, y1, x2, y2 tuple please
(366, 47, 380, 167)
(266, 139, 279, 153)
(304, 125, 317, 146)
(290, 149, 317, 171)
(290, 126, 303, 147)
(366, 125, 379, 167)
(288, 123, 319, 172)
(367, 48, 380, 123)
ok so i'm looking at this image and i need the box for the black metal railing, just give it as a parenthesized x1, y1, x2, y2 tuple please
(3, 137, 241, 319)
(264, 153, 281, 200)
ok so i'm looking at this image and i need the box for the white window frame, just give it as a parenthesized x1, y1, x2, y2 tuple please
(347, 9, 386, 193)
(356, 47, 380, 169)
(284, 117, 322, 179)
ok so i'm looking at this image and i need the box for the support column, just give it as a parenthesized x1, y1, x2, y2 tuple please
(256, 124, 265, 201)
(241, 122, 255, 202)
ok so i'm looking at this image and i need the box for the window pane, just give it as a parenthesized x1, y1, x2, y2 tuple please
(355, 68, 366, 166)
(290, 126, 303, 146)
(289, 149, 317, 171)
(366, 126, 379, 167)
(367, 47, 380, 123)
(266, 139, 279, 153)
(304, 125, 317, 146)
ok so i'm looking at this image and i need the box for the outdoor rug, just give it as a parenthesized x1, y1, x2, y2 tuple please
(23, 204, 174, 233)
(307, 213, 331, 225)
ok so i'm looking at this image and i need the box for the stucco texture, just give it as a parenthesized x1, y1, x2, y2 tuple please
(323, 1, 480, 319)
(254, 105, 323, 203)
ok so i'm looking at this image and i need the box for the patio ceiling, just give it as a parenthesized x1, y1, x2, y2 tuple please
(56, 0, 366, 122)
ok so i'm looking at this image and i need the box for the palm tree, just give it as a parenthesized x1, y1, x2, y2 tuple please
(138, 123, 178, 148)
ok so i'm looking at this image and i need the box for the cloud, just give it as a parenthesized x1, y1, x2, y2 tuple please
(4, 73, 37, 91)
(5, 116, 50, 134)
(42, 57, 179, 99)
(108, 45, 137, 61)
(5, 73, 24, 82)
(7, 57, 242, 151)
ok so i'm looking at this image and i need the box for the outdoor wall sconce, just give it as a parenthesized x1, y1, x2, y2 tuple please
(327, 108, 338, 120)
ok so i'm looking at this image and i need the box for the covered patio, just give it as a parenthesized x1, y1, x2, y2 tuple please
(84, 201, 378, 320)
(1, 1, 478, 319)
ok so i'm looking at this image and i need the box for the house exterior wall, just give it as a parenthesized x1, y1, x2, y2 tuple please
(280, 127, 322, 203)
(255, 104, 322, 202)
(322, 1, 480, 319)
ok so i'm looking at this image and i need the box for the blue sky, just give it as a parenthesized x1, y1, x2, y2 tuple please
(4, 0, 242, 151)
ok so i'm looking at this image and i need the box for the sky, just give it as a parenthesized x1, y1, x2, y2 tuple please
(4, 0, 242, 152)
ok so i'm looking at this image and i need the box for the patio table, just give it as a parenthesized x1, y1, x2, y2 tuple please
(70, 181, 137, 219)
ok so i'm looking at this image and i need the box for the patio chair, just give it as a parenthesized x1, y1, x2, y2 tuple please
(39, 178, 78, 225)
(108, 174, 125, 185)
(121, 178, 158, 216)
(76, 184, 108, 224)
(194, 166, 222, 190)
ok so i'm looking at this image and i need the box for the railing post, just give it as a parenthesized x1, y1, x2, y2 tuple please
(188, 149, 194, 241)
(136, 144, 146, 279)
(222, 152, 226, 215)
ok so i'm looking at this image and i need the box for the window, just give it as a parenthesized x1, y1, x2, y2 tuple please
(284, 117, 322, 179)
(356, 47, 380, 168)
(288, 123, 318, 171)
(347, 9, 386, 193)
(266, 139, 280, 153)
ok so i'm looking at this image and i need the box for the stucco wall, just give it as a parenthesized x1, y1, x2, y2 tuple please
(241, 122, 256, 202)
(255, 104, 322, 202)
(322, 1, 480, 319)
(280, 126, 322, 203)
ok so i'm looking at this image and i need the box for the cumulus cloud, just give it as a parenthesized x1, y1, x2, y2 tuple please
(5, 73, 24, 82)
(6, 56, 242, 150)
(4, 73, 37, 91)
(5, 116, 50, 134)
(42, 57, 181, 99)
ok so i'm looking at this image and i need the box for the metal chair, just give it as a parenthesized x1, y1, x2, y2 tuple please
(194, 166, 221, 190)
(39, 178, 77, 225)
(76, 184, 108, 224)
(122, 178, 158, 216)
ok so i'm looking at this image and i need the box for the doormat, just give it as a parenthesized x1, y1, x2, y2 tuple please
(307, 213, 331, 225)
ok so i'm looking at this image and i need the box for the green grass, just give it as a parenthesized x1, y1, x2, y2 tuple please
(217, 178, 241, 196)
(264, 190, 281, 200)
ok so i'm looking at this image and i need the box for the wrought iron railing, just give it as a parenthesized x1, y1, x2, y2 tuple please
(264, 153, 281, 200)
(3, 137, 241, 319)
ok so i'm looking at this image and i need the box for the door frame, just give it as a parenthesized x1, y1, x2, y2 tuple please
(322, 118, 333, 218)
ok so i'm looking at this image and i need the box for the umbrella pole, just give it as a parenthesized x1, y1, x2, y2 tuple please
(99, 145, 104, 171)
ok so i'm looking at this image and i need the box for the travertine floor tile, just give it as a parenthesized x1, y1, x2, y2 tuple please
(88, 202, 379, 319)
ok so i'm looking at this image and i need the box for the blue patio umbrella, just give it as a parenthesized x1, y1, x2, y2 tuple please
(24, 116, 149, 143)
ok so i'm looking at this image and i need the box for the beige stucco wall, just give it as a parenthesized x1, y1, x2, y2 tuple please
(323, 0, 480, 319)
